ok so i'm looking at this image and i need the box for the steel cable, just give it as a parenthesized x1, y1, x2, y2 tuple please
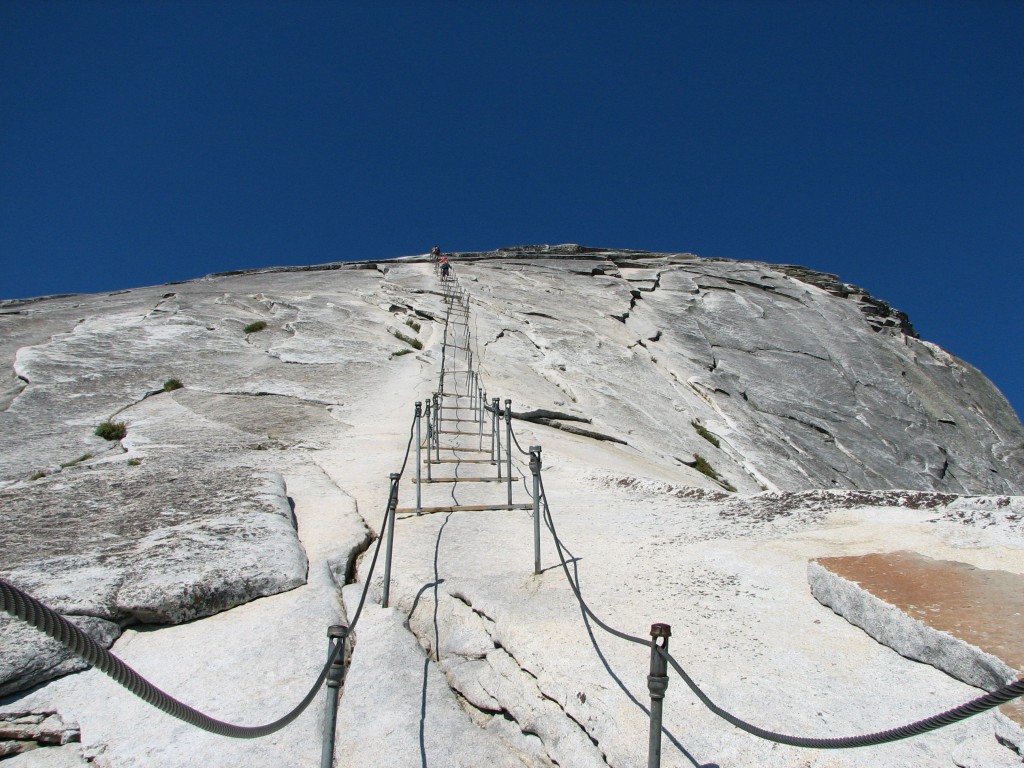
(0, 577, 342, 739)
(0, 410, 420, 739)
(507, 420, 532, 456)
(661, 650, 1024, 749)
(536, 476, 1024, 749)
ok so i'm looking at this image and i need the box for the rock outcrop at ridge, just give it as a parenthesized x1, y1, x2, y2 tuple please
(1, 246, 1023, 767)
(436, 246, 1023, 495)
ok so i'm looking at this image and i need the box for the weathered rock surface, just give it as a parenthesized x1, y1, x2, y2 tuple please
(809, 551, 1024, 728)
(1, 248, 1023, 767)
(1, 743, 87, 767)
(440, 247, 1024, 495)
(0, 466, 307, 695)
(0, 617, 120, 698)
(810, 553, 1022, 692)
(0, 710, 80, 760)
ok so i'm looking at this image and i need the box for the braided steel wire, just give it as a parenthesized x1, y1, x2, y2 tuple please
(662, 651, 1024, 749)
(507, 420, 532, 456)
(0, 577, 342, 738)
(0, 411, 419, 739)
(536, 474, 1024, 749)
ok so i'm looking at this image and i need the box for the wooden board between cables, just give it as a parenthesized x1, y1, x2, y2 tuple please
(397, 503, 533, 515)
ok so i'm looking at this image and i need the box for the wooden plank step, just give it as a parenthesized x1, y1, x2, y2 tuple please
(397, 503, 533, 516)
(415, 476, 509, 484)
(427, 459, 494, 464)
(439, 430, 484, 435)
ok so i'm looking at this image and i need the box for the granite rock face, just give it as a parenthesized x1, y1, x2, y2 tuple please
(1, 247, 1023, 767)
(439, 247, 1024, 495)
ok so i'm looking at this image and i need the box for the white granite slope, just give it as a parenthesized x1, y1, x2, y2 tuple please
(1, 251, 1023, 766)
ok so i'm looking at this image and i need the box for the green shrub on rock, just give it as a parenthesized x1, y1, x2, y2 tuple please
(693, 454, 736, 492)
(392, 330, 423, 350)
(95, 421, 127, 441)
(692, 420, 720, 448)
(60, 453, 92, 468)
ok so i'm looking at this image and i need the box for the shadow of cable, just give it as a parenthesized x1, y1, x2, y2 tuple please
(571, 558, 719, 768)
(409, 578, 445, 625)
(419, 654, 431, 768)
(538, 556, 579, 575)
(417, 511, 454, 768)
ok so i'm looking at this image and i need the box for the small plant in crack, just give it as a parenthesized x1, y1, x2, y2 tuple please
(60, 453, 93, 469)
(163, 378, 184, 392)
(392, 330, 423, 350)
(29, 470, 47, 481)
(95, 420, 127, 441)
(693, 454, 736, 492)
(127, 458, 142, 466)
(243, 320, 268, 334)
(405, 318, 422, 333)
(692, 420, 720, 448)
(392, 348, 414, 357)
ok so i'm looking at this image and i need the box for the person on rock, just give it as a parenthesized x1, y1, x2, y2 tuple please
(431, 245, 441, 259)
(440, 256, 450, 278)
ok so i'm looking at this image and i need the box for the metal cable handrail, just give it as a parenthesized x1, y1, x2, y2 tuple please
(0, 578, 342, 739)
(507, 420, 532, 456)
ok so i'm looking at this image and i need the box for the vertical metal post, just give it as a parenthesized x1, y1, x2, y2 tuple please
(425, 401, 433, 481)
(647, 624, 672, 768)
(415, 402, 423, 514)
(381, 473, 399, 608)
(320, 624, 349, 768)
(530, 446, 542, 574)
(439, 332, 446, 396)
(478, 388, 485, 450)
(492, 397, 499, 467)
(505, 399, 513, 505)
(433, 393, 441, 462)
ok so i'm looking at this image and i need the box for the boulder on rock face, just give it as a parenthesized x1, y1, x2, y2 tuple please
(809, 552, 1024, 726)
(0, 467, 307, 694)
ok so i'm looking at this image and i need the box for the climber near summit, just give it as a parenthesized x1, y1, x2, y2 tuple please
(440, 256, 450, 278)
(431, 245, 441, 259)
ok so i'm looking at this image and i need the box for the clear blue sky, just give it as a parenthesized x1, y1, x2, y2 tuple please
(2, 2, 1022, 418)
